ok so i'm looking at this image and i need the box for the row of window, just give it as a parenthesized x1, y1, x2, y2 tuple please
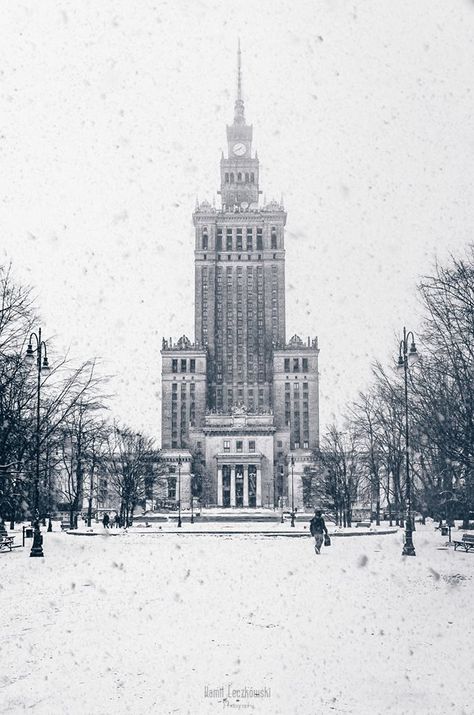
(201, 253, 279, 262)
(284, 358, 309, 372)
(285, 381, 309, 391)
(172, 358, 196, 373)
(223, 439, 256, 453)
(223, 172, 255, 184)
(201, 227, 279, 252)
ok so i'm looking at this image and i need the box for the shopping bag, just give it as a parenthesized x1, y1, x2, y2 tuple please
(324, 533, 331, 546)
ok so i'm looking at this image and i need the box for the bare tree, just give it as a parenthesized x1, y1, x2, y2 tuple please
(107, 426, 156, 527)
(319, 424, 363, 527)
(416, 250, 474, 526)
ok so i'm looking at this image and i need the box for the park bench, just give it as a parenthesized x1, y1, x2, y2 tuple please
(356, 521, 371, 528)
(453, 534, 474, 553)
(0, 535, 20, 552)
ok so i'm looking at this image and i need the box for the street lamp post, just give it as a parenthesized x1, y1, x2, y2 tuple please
(25, 327, 50, 558)
(177, 455, 182, 528)
(397, 326, 417, 557)
(290, 455, 295, 528)
(46, 438, 53, 532)
(9, 478, 18, 531)
(190, 473, 194, 524)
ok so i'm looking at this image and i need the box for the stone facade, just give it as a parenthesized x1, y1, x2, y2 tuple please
(160, 51, 320, 509)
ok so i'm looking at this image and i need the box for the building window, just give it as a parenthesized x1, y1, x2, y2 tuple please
(236, 229, 242, 251)
(168, 477, 177, 499)
(293, 358, 299, 372)
(303, 441, 309, 449)
(249, 440, 256, 453)
(223, 440, 230, 453)
(181, 359, 187, 373)
(246, 228, 253, 251)
(190, 359, 196, 373)
(172, 359, 178, 373)
(302, 358, 308, 372)
(236, 440, 243, 453)
(257, 228, 263, 251)
(271, 227, 277, 249)
(284, 358, 290, 372)
(226, 229, 233, 251)
(202, 229, 208, 250)
(277, 440, 283, 448)
(217, 229, 222, 251)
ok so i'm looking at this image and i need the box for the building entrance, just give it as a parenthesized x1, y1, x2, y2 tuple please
(217, 463, 261, 507)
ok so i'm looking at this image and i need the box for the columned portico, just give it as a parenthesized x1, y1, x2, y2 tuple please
(215, 456, 263, 508)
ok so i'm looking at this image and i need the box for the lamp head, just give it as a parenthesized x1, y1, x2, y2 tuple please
(42, 355, 50, 372)
(25, 343, 35, 361)
(408, 341, 418, 363)
(397, 354, 404, 369)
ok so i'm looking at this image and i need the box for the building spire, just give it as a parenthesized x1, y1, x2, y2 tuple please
(234, 39, 245, 125)
(237, 38, 242, 101)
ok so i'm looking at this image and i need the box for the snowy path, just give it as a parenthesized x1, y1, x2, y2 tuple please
(0, 526, 472, 714)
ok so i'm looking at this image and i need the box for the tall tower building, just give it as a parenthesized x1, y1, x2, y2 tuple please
(160, 47, 320, 511)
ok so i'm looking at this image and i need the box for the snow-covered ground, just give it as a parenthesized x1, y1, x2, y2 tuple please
(1, 525, 472, 715)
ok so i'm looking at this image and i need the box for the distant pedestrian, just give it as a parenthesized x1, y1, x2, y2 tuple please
(114, 514, 120, 528)
(102, 513, 110, 529)
(310, 509, 328, 555)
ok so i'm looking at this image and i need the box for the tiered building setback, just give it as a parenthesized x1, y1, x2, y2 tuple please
(160, 47, 320, 510)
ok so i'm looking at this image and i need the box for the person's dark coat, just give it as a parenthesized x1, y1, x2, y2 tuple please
(310, 515, 328, 536)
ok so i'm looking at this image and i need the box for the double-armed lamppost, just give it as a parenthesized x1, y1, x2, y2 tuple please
(177, 455, 182, 528)
(26, 327, 50, 557)
(397, 327, 418, 557)
(290, 455, 295, 528)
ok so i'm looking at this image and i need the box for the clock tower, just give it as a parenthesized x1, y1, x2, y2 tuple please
(220, 41, 260, 209)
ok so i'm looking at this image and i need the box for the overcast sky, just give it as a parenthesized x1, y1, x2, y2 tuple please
(1, 0, 473, 442)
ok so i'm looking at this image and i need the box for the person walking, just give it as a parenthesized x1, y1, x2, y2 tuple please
(310, 509, 328, 554)
(102, 512, 110, 529)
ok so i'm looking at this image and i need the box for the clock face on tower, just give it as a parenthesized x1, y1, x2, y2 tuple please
(232, 142, 246, 156)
